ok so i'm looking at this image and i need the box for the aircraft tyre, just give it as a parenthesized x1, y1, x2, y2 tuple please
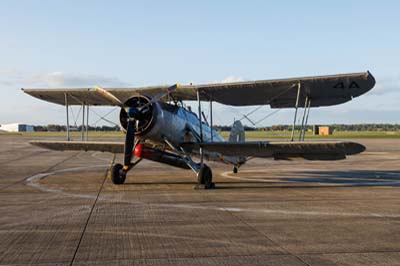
(111, 163, 126, 185)
(233, 166, 238, 174)
(198, 164, 215, 189)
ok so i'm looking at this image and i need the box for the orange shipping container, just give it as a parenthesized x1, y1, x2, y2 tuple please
(318, 126, 333, 135)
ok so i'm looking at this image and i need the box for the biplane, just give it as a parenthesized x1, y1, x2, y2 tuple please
(23, 71, 375, 189)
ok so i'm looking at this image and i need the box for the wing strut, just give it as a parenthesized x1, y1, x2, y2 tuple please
(197, 90, 204, 165)
(196, 90, 215, 189)
(300, 98, 312, 141)
(210, 100, 213, 142)
(65, 93, 70, 141)
(81, 102, 85, 141)
(290, 82, 301, 141)
(86, 105, 89, 141)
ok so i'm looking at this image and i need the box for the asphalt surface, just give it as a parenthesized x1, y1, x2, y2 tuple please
(0, 136, 399, 265)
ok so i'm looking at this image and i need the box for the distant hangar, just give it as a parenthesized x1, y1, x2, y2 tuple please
(0, 123, 34, 132)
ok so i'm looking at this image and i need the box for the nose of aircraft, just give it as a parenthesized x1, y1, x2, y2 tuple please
(127, 106, 142, 120)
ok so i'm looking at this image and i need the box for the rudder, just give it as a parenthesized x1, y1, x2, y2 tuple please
(229, 120, 245, 142)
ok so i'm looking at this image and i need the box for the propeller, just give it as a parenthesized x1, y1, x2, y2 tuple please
(94, 84, 180, 171)
(136, 83, 180, 111)
(93, 86, 125, 107)
(94, 83, 180, 112)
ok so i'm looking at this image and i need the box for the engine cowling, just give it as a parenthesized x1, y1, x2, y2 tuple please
(119, 96, 157, 135)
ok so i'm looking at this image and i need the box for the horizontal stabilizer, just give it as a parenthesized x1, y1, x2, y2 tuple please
(182, 141, 365, 161)
(30, 140, 124, 153)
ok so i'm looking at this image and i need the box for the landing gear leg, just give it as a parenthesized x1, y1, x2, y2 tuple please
(164, 138, 215, 189)
(233, 166, 238, 174)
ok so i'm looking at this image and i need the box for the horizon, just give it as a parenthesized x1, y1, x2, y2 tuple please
(2, 122, 400, 128)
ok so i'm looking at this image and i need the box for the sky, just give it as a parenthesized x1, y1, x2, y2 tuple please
(0, 0, 399, 127)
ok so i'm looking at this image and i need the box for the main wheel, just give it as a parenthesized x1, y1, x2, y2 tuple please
(233, 166, 238, 174)
(111, 163, 126, 185)
(198, 164, 214, 189)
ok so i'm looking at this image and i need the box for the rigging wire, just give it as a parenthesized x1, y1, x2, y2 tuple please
(253, 109, 281, 125)
(90, 107, 120, 127)
(69, 106, 76, 127)
(73, 106, 82, 127)
(92, 107, 119, 125)
(238, 105, 264, 123)
(201, 83, 297, 127)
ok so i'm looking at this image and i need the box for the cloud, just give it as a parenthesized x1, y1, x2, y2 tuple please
(219, 76, 245, 83)
(31, 72, 131, 87)
(185, 76, 245, 86)
(0, 70, 131, 125)
(368, 75, 400, 96)
(1, 70, 399, 125)
(0, 70, 131, 88)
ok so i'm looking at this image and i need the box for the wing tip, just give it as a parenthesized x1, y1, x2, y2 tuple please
(344, 142, 366, 155)
(360, 71, 376, 96)
(367, 70, 376, 88)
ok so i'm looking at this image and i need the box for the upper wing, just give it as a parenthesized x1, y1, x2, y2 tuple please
(22, 71, 375, 107)
(30, 140, 124, 153)
(182, 141, 365, 160)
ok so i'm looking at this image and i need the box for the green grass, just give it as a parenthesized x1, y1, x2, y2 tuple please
(1, 131, 125, 138)
(220, 130, 400, 139)
(2, 130, 400, 139)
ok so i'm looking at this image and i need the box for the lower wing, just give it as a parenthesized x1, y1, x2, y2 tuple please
(182, 141, 365, 160)
(30, 140, 365, 161)
(30, 140, 124, 153)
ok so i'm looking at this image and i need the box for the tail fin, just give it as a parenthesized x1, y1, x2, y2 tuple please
(228, 120, 247, 167)
(229, 120, 245, 142)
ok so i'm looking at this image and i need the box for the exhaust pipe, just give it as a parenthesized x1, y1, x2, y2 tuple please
(134, 144, 190, 169)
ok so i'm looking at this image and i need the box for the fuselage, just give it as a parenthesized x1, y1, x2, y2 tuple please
(139, 101, 224, 146)
(119, 96, 244, 166)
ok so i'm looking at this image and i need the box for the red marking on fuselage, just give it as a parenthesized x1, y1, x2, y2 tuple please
(134, 144, 144, 157)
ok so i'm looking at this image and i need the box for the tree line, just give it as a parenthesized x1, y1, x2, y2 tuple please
(214, 124, 400, 132)
(34, 125, 120, 132)
(33, 123, 400, 132)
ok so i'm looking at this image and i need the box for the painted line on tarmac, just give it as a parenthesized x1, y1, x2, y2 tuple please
(220, 169, 400, 187)
(91, 151, 113, 162)
(0, 227, 274, 251)
(25, 165, 108, 199)
(159, 203, 400, 219)
(220, 170, 322, 184)
(24, 165, 400, 220)
(25, 151, 113, 198)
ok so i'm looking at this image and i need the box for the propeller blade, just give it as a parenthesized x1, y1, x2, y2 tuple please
(93, 86, 124, 107)
(151, 83, 180, 103)
(138, 83, 180, 111)
(123, 119, 136, 168)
